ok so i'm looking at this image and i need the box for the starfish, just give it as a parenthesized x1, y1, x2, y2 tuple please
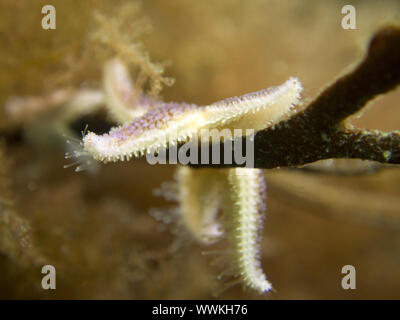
(82, 58, 302, 163)
(71, 57, 303, 294)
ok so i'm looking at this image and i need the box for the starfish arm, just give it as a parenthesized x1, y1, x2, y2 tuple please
(225, 167, 272, 293)
(82, 102, 202, 162)
(103, 58, 155, 123)
(204, 77, 302, 132)
(176, 166, 223, 244)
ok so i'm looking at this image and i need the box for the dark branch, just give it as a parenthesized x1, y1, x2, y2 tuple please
(189, 26, 400, 169)
(306, 26, 400, 126)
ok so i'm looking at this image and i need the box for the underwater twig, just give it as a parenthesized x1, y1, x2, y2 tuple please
(192, 26, 400, 169)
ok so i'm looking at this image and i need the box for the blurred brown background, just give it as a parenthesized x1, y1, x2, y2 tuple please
(0, 0, 399, 299)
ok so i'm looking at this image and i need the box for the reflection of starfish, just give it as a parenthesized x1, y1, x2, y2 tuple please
(74, 58, 303, 294)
